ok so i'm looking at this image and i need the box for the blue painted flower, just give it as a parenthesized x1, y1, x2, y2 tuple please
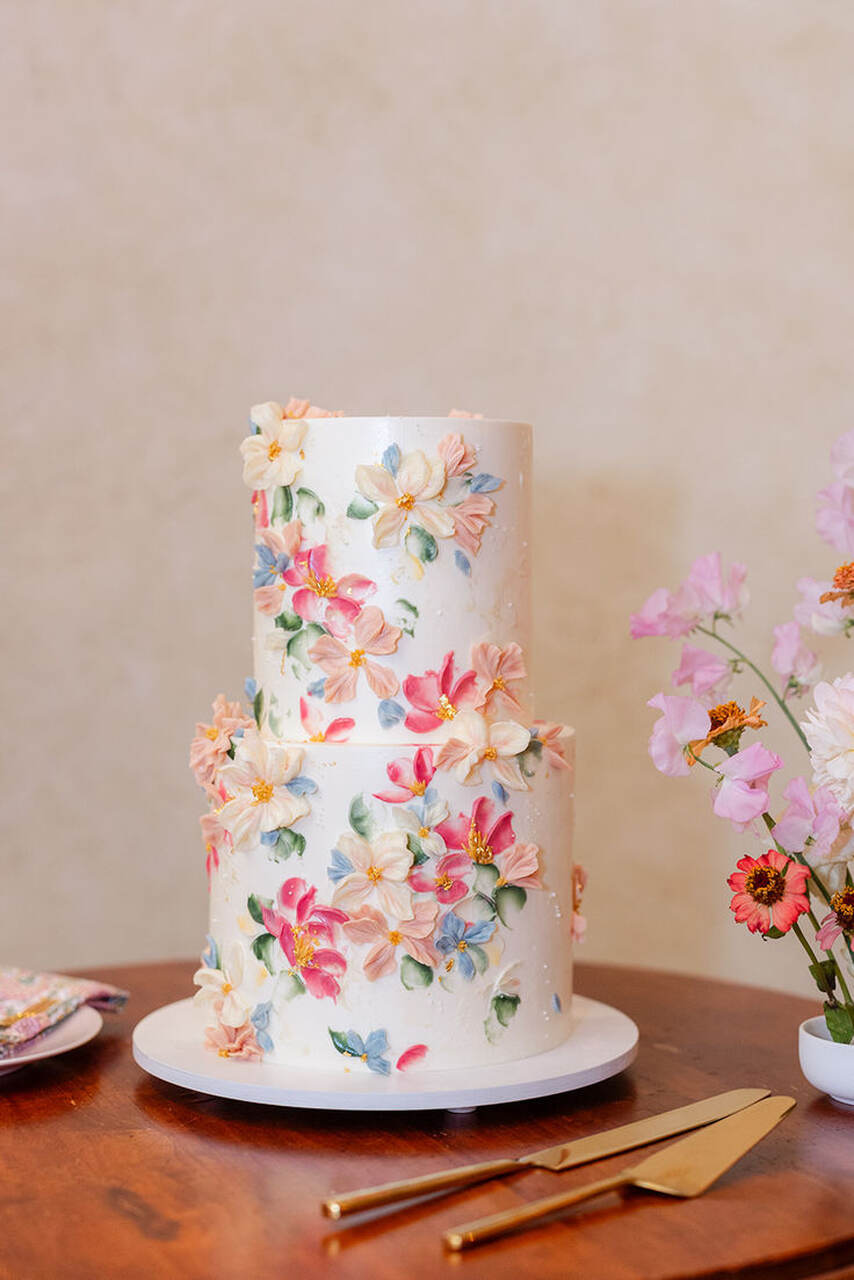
(250, 1001, 274, 1053)
(244, 677, 259, 702)
(201, 934, 219, 969)
(435, 912, 495, 980)
(254, 543, 291, 587)
(342, 1028, 391, 1075)
(328, 847, 354, 883)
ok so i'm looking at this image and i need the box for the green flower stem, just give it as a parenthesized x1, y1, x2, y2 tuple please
(792, 919, 823, 971)
(695, 624, 810, 750)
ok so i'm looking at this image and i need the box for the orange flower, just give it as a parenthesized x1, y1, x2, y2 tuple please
(819, 561, 854, 606)
(689, 696, 766, 758)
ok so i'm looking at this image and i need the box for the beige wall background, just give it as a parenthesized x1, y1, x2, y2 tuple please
(3, 1, 853, 1002)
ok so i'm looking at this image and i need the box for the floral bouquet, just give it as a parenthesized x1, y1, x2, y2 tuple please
(631, 429, 854, 1044)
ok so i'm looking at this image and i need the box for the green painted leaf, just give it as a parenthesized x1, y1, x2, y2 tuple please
(394, 597, 419, 636)
(287, 622, 325, 672)
(519, 737, 543, 779)
(400, 956, 434, 989)
(253, 686, 265, 727)
(296, 486, 326, 521)
(226, 740, 236, 760)
(809, 960, 837, 996)
(329, 1028, 351, 1055)
(272, 485, 294, 523)
(395, 597, 419, 619)
(274, 608, 303, 631)
(495, 885, 527, 927)
(468, 893, 497, 922)
(277, 971, 305, 1001)
(347, 495, 378, 519)
(268, 827, 306, 860)
(492, 992, 521, 1027)
(468, 943, 489, 975)
(406, 524, 438, 563)
(349, 793, 374, 839)
(268, 709, 282, 736)
(406, 833, 428, 865)
(824, 1001, 854, 1044)
(473, 862, 500, 895)
(247, 893, 272, 924)
(251, 932, 277, 974)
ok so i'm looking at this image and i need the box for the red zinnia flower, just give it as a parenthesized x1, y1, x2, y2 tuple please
(727, 849, 810, 936)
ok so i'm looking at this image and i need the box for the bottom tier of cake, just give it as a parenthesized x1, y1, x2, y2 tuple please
(196, 732, 575, 1073)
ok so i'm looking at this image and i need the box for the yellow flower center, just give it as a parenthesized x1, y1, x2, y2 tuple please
(410, 780, 427, 796)
(205, 726, 219, 741)
(418, 826, 430, 839)
(388, 930, 402, 946)
(491, 676, 506, 692)
(495, 876, 507, 888)
(708, 700, 743, 731)
(396, 492, 416, 511)
(456, 939, 468, 953)
(436, 694, 457, 721)
(483, 746, 498, 761)
(309, 732, 326, 743)
(218, 1048, 231, 1058)
(305, 570, 337, 598)
(349, 649, 366, 668)
(744, 865, 785, 905)
(366, 865, 383, 883)
(267, 440, 283, 461)
(435, 873, 453, 891)
(360, 1052, 368, 1062)
(291, 926, 317, 969)
(830, 886, 854, 931)
(465, 822, 493, 864)
(221, 982, 233, 994)
(251, 778, 274, 804)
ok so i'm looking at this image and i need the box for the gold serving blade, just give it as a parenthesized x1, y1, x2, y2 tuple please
(444, 1095, 796, 1251)
(522, 1087, 771, 1171)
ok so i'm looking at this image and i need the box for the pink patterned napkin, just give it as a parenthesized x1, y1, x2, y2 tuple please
(0, 966, 128, 1059)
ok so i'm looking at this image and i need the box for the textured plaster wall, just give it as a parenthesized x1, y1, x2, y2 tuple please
(3, 1, 854, 1001)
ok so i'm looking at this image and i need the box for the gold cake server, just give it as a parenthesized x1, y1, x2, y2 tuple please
(321, 1086, 769, 1219)
(444, 1093, 795, 1251)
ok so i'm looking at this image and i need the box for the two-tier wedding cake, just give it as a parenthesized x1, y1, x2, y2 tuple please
(189, 401, 579, 1075)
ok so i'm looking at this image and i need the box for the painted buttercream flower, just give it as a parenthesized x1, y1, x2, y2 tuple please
(391, 798, 449, 858)
(396, 1044, 429, 1071)
(240, 402, 312, 490)
(200, 809, 231, 882)
(630, 553, 748, 638)
(436, 796, 515, 866)
(496, 842, 542, 890)
(373, 747, 436, 803)
(342, 901, 438, 980)
(283, 544, 375, 638)
(261, 877, 349, 1001)
(438, 432, 477, 477)
(252, 489, 269, 529)
(816, 482, 854, 556)
(451, 493, 495, 557)
(727, 850, 810, 936)
(471, 642, 526, 716)
(646, 693, 710, 777)
(355, 450, 454, 548)
(330, 1028, 391, 1075)
(309, 606, 401, 702)
(532, 721, 572, 770)
(671, 644, 732, 700)
(793, 576, 854, 637)
(299, 697, 354, 744)
(218, 731, 310, 849)
(253, 521, 303, 614)
(204, 1016, 264, 1061)
(712, 742, 783, 828)
(409, 852, 471, 905)
(331, 830, 414, 919)
(772, 777, 844, 863)
(436, 710, 531, 790)
(402, 652, 479, 734)
(189, 694, 254, 795)
(816, 887, 854, 949)
(571, 863, 588, 943)
(435, 912, 495, 980)
(802, 674, 854, 811)
(771, 621, 821, 700)
(193, 941, 251, 1027)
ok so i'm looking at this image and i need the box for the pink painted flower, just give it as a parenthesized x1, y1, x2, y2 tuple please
(772, 776, 844, 862)
(532, 721, 572, 770)
(438, 432, 477, 476)
(451, 492, 495, 556)
(189, 694, 254, 795)
(770, 621, 821, 699)
(436, 795, 516, 864)
(396, 1044, 429, 1071)
(331, 830, 414, 919)
(253, 520, 304, 615)
(355, 450, 454, 548)
(646, 693, 710, 778)
(261, 877, 349, 1001)
(713, 742, 783, 829)
(283, 544, 375, 638)
(402, 652, 479, 734)
(793, 576, 854, 637)
(374, 747, 436, 803)
(309, 606, 402, 703)
(571, 863, 588, 943)
(816, 482, 854, 556)
(252, 489, 269, 529)
(408, 851, 471, 905)
(727, 849, 810, 936)
(671, 644, 731, 700)
(471, 641, 526, 715)
(341, 901, 438, 981)
(436, 710, 531, 790)
(200, 809, 231, 882)
(299, 697, 354, 744)
(204, 1016, 264, 1061)
(816, 886, 854, 949)
(497, 842, 542, 890)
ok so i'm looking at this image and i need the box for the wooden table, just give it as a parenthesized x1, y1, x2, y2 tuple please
(1, 961, 853, 1280)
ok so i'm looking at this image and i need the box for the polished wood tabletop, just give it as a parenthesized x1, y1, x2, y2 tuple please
(1, 960, 852, 1280)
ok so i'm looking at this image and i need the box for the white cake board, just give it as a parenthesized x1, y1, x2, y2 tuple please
(132, 995, 638, 1112)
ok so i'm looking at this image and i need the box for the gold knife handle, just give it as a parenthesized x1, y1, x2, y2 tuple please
(322, 1157, 522, 1219)
(443, 1171, 629, 1251)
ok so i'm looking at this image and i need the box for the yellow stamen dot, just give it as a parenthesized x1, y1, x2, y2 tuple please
(744, 865, 785, 905)
(483, 746, 498, 761)
(205, 727, 218, 740)
(349, 648, 366, 668)
(366, 865, 383, 884)
(360, 1052, 368, 1062)
(388, 930, 402, 946)
(396, 492, 416, 511)
(457, 940, 468, 953)
(267, 440, 283, 461)
(305, 570, 338, 598)
(445, 958, 454, 972)
(221, 982, 233, 995)
(465, 822, 493, 864)
(251, 778, 274, 804)
(436, 694, 457, 721)
(491, 676, 506, 691)
(418, 826, 430, 839)
(495, 876, 507, 888)
(435, 874, 453, 891)
(309, 732, 326, 743)
(218, 1048, 230, 1058)
(291, 926, 316, 969)
(410, 780, 427, 796)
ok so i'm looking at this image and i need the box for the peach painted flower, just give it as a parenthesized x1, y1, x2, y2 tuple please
(727, 849, 810, 935)
(532, 720, 572, 771)
(448, 408, 483, 419)
(283, 544, 375, 638)
(252, 489, 269, 528)
(571, 863, 588, 943)
(193, 941, 250, 1027)
(451, 493, 495, 557)
(408, 851, 470, 905)
(497, 842, 542, 890)
(355, 450, 454, 548)
(240, 402, 312, 490)
(200, 809, 231, 882)
(436, 710, 531, 790)
(204, 1016, 264, 1061)
(309, 606, 402, 703)
(374, 747, 436, 803)
(342, 901, 438, 980)
(472, 641, 526, 716)
(218, 730, 310, 850)
(438, 432, 477, 477)
(403, 652, 479, 734)
(189, 694, 254, 795)
(331, 830, 414, 919)
(299, 697, 354, 743)
(253, 520, 303, 615)
(261, 877, 348, 1001)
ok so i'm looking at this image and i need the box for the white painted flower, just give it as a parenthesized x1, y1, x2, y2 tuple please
(331, 830, 414, 919)
(240, 401, 309, 490)
(436, 709, 531, 791)
(218, 729, 309, 850)
(803, 675, 854, 812)
(355, 450, 454, 548)
(391, 797, 449, 858)
(192, 941, 249, 1028)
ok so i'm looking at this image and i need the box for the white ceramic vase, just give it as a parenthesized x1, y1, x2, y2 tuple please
(799, 1016, 854, 1105)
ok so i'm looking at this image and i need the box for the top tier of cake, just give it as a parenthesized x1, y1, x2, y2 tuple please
(245, 407, 533, 745)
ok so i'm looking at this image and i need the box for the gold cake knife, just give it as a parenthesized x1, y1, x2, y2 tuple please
(321, 1086, 769, 1219)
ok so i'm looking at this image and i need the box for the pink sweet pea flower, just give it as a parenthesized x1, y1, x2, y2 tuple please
(727, 849, 810, 935)
(630, 584, 701, 639)
(403, 652, 479, 734)
(816, 482, 854, 556)
(341, 901, 438, 981)
(770, 621, 821, 699)
(374, 747, 436, 803)
(686, 552, 749, 618)
(436, 710, 531, 791)
(712, 742, 783, 829)
(261, 877, 349, 1001)
(497, 842, 542, 889)
(631, 554, 748, 638)
(436, 795, 516, 863)
(647, 693, 710, 778)
(299, 697, 354, 744)
(772, 776, 843, 862)
(671, 644, 731, 700)
(532, 720, 572, 770)
(793, 576, 854, 637)
(309, 606, 402, 703)
(471, 641, 526, 716)
(283, 544, 375, 638)
(408, 851, 470, 904)
(451, 492, 496, 556)
(815, 886, 854, 949)
(438, 432, 478, 476)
